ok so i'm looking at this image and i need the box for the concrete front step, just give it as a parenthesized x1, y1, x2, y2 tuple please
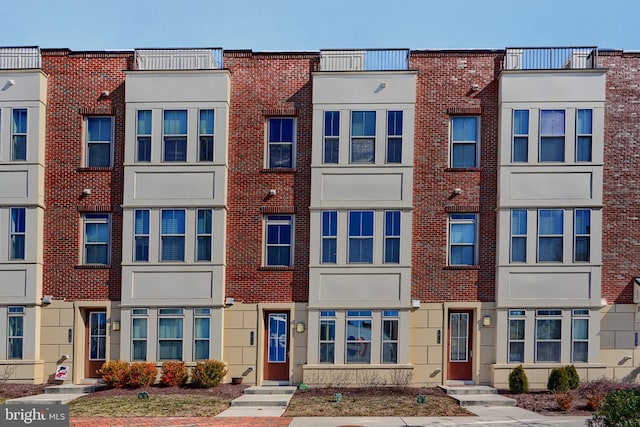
(439, 385, 498, 395)
(243, 386, 297, 395)
(230, 393, 293, 407)
(449, 393, 517, 407)
(5, 393, 87, 405)
(45, 384, 106, 394)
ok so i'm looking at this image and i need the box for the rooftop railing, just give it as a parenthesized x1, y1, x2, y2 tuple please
(0, 47, 41, 69)
(134, 48, 223, 70)
(504, 47, 598, 70)
(319, 49, 409, 71)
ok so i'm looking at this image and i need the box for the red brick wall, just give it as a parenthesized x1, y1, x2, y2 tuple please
(410, 52, 501, 302)
(223, 52, 315, 303)
(41, 50, 129, 301)
(600, 51, 640, 304)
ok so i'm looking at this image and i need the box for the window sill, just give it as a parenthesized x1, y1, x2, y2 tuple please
(444, 265, 480, 270)
(261, 168, 297, 173)
(75, 264, 111, 269)
(445, 167, 482, 172)
(77, 167, 114, 172)
(258, 266, 295, 271)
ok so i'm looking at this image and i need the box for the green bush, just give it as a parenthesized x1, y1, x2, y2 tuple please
(588, 387, 640, 427)
(508, 365, 529, 394)
(547, 367, 571, 392)
(128, 362, 158, 388)
(565, 365, 580, 390)
(190, 360, 228, 388)
(160, 361, 189, 387)
(97, 360, 130, 388)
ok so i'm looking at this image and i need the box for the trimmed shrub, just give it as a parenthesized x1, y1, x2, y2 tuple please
(128, 362, 158, 388)
(160, 361, 189, 387)
(191, 359, 228, 388)
(508, 364, 529, 394)
(566, 365, 580, 390)
(547, 367, 571, 392)
(97, 360, 130, 388)
(555, 392, 573, 411)
(588, 387, 640, 427)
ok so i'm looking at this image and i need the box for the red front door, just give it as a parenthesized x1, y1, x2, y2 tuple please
(85, 310, 107, 378)
(264, 311, 290, 382)
(447, 310, 473, 381)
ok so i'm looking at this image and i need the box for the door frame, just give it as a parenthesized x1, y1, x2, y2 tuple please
(73, 302, 111, 384)
(257, 303, 295, 385)
(443, 304, 480, 384)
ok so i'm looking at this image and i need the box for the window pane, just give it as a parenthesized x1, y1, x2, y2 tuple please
(87, 143, 111, 167)
(452, 143, 476, 167)
(267, 246, 290, 266)
(197, 210, 212, 234)
(319, 343, 334, 363)
(576, 136, 592, 162)
(539, 238, 562, 262)
(573, 342, 588, 362)
(199, 136, 214, 161)
(164, 137, 187, 161)
(511, 210, 527, 234)
(324, 138, 339, 163)
(197, 237, 212, 261)
(137, 110, 152, 135)
(162, 210, 185, 234)
(87, 117, 112, 141)
(540, 110, 565, 135)
(536, 342, 560, 362)
(322, 239, 337, 263)
(509, 319, 524, 340)
(324, 111, 339, 137)
(540, 137, 564, 161)
(577, 109, 592, 134)
(132, 341, 147, 361)
(513, 110, 529, 134)
(269, 144, 292, 168)
(511, 237, 526, 262)
(452, 117, 477, 141)
(573, 318, 588, 340)
(12, 136, 26, 161)
(132, 318, 147, 338)
(351, 111, 376, 136)
(199, 110, 214, 134)
(509, 342, 524, 363)
(322, 211, 337, 236)
(387, 111, 403, 136)
(539, 210, 563, 234)
(387, 137, 402, 163)
(164, 110, 187, 134)
(351, 138, 374, 163)
(137, 136, 151, 162)
(162, 237, 185, 261)
(450, 245, 474, 265)
(537, 319, 561, 340)
(12, 109, 27, 133)
(11, 236, 25, 260)
(135, 210, 149, 234)
(450, 223, 475, 243)
(269, 118, 293, 142)
(385, 238, 400, 263)
(348, 239, 373, 263)
(513, 137, 528, 162)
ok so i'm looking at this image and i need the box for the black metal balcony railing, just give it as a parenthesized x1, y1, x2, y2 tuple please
(319, 49, 409, 71)
(0, 47, 41, 69)
(134, 48, 223, 70)
(504, 47, 598, 71)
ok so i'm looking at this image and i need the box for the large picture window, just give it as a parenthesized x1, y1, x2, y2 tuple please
(536, 310, 562, 362)
(158, 308, 184, 361)
(345, 311, 372, 364)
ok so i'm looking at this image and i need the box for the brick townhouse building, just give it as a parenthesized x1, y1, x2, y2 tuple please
(0, 45, 638, 388)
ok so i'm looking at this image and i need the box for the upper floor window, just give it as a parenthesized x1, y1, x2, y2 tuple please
(265, 215, 293, 266)
(576, 109, 592, 162)
(448, 214, 477, 266)
(323, 111, 339, 164)
(512, 110, 529, 162)
(83, 213, 110, 265)
(386, 111, 403, 163)
(10, 207, 26, 260)
(11, 109, 27, 161)
(450, 116, 479, 168)
(7, 306, 24, 359)
(384, 210, 400, 263)
(134, 210, 150, 262)
(574, 209, 591, 262)
(381, 310, 399, 364)
(136, 110, 152, 162)
(161, 209, 186, 261)
(196, 209, 212, 261)
(539, 110, 565, 162)
(538, 209, 563, 262)
(163, 110, 187, 162)
(198, 109, 214, 162)
(86, 117, 113, 167)
(348, 211, 374, 263)
(350, 111, 376, 164)
(267, 118, 294, 168)
(510, 209, 527, 263)
(321, 211, 337, 263)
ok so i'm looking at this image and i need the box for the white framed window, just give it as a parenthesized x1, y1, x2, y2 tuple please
(323, 111, 339, 164)
(535, 309, 562, 362)
(572, 309, 589, 363)
(10, 207, 26, 260)
(576, 109, 592, 162)
(11, 109, 27, 161)
(319, 310, 336, 364)
(265, 215, 293, 266)
(196, 209, 212, 261)
(158, 308, 184, 361)
(574, 209, 591, 262)
(512, 110, 529, 162)
(508, 309, 525, 363)
(193, 308, 211, 360)
(386, 110, 402, 163)
(539, 110, 565, 162)
(350, 111, 375, 164)
(198, 109, 214, 162)
(86, 116, 113, 167)
(163, 110, 187, 162)
(345, 310, 372, 364)
(83, 213, 110, 265)
(384, 210, 400, 263)
(510, 209, 527, 263)
(267, 118, 295, 168)
(450, 116, 479, 167)
(131, 308, 148, 361)
(348, 211, 374, 263)
(382, 310, 399, 364)
(161, 209, 185, 261)
(7, 306, 24, 359)
(136, 110, 152, 162)
(448, 214, 477, 266)
(538, 209, 563, 262)
(321, 211, 337, 263)
(134, 210, 149, 262)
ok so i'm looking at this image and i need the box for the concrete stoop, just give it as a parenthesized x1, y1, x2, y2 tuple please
(439, 385, 517, 408)
(5, 383, 107, 405)
(217, 385, 297, 417)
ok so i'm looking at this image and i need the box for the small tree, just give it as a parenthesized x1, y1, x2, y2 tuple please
(508, 364, 529, 394)
(565, 365, 580, 390)
(547, 367, 571, 392)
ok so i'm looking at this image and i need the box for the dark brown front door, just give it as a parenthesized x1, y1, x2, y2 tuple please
(85, 310, 107, 378)
(264, 311, 290, 381)
(447, 310, 473, 381)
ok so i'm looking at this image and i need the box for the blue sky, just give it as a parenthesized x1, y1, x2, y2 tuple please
(4, 0, 638, 52)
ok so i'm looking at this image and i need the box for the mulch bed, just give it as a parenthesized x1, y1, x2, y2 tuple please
(290, 386, 450, 400)
(0, 383, 47, 399)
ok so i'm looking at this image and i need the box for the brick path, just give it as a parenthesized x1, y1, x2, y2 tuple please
(70, 417, 292, 427)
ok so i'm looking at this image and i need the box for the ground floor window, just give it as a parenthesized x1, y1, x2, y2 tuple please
(193, 308, 211, 360)
(508, 310, 525, 363)
(572, 309, 589, 363)
(131, 308, 148, 361)
(346, 311, 372, 363)
(535, 309, 562, 362)
(158, 308, 184, 361)
(319, 311, 336, 363)
(8, 306, 24, 359)
(382, 310, 399, 363)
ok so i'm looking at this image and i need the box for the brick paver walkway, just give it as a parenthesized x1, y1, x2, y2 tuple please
(71, 417, 292, 427)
